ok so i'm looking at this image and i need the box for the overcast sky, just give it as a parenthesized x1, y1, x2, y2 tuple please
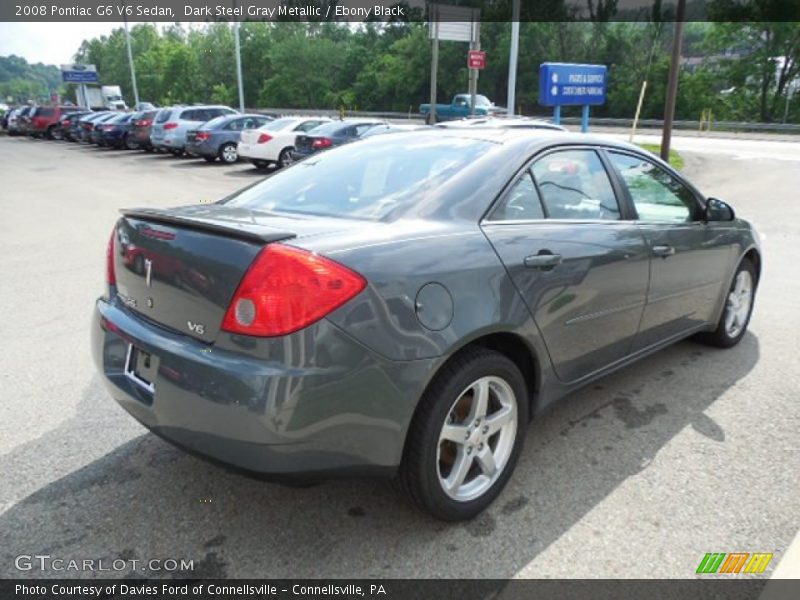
(0, 22, 144, 65)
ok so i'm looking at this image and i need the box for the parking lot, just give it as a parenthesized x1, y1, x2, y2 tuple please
(0, 133, 798, 579)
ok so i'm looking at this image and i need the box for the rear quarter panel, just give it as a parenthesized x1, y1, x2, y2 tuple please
(296, 221, 546, 364)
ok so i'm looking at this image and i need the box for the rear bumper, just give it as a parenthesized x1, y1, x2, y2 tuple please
(92, 297, 434, 478)
(151, 132, 185, 150)
(237, 142, 269, 161)
(290, 148, 316, 161)
(185, 141, 215, 158)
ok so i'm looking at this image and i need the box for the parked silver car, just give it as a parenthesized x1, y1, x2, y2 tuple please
(150, 105, 238, 155)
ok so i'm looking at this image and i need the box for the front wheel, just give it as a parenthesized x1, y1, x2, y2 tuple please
(695, 259, 756, 348)
(397, 348, 528, 521)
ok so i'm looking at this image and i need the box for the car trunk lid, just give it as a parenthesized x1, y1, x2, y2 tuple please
(114, 207, 299, 343)
(112, 205, 370, 343)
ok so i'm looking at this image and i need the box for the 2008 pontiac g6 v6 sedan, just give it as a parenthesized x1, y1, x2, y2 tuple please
(92, 129, 761, 521)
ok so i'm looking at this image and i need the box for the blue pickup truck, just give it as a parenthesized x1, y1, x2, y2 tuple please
(419, 94, 503, 123)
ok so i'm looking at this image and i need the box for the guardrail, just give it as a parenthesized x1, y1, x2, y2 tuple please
(559, 116, 800, 135)
(254, 107, 417, 120)
(253, 107, 800, 134)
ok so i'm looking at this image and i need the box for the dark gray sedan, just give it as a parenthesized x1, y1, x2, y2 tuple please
(186, 114, 272, 163)
(92, 130, 761, 521)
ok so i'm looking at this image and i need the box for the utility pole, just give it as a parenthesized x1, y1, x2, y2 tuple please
(468, 19, 481, 116)
(660, 0, 686, 162)
(122, 1, 139, 107)
(507, 0, 520, 116)
(429, 7, 439, 124)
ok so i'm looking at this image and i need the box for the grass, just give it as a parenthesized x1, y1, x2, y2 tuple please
(637, 143, 685, 170)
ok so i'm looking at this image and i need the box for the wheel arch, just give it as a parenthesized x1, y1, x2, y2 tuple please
(742, 246, 761, 285)
(411, 331, 542, 430)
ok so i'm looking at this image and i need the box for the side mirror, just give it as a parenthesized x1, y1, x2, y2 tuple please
(705, 197, 735, 222)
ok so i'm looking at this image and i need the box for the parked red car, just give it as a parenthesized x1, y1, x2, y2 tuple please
(29, 105, 82, 139)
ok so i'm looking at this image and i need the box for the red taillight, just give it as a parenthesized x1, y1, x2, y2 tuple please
(311, 137, 333, 149)
(102, 124, 115, 131)
(163, 122, 178, 130)
(195, 132, 210, 141)
(63, 120, 71, 127)
(106, 229, 116, 286)
(257, 133, 273, 144)
(221, 244, 366, 337)
(138, 119, 152, 127)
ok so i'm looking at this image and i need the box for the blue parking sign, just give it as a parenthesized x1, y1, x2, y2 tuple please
(539, 63, 607, 107)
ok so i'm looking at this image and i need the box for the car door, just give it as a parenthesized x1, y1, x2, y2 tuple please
(482, 147, 650, 383)
(605, 150, 736, 351)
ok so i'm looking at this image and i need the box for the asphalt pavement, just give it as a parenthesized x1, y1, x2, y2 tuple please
(0, 133, 798, 579)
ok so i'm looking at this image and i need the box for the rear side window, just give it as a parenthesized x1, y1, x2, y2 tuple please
(295, 120, 325, 132)
(490, 172, 545, 221)
(607, 152, 698, 222)
(531, 149, 620, 220)
(206, 107, 235, 119)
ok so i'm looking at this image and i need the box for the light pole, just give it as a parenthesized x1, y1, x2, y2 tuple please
(234, 20, 245, 111)
(121, 1, 139, 107)
(506, 0, 520, 116)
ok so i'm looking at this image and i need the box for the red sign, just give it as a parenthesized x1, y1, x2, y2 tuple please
(467, 50, 486, 70)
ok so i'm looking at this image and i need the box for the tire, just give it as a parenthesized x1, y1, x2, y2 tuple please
(397, 347, 528, 521)
(277, 147, 294, 169)
(204, 156, 217, 163)
(124, 135, 139, 151)
(169, 148, 183, 156)
(51, 127, 63, 141)
(251, 159, 270, 170)
(695, 258, 756, 348)
(219, 142, 238, 164)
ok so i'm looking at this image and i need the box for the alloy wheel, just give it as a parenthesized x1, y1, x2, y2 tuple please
(725, 270, 753, 338)
(436, 375, 517, 502)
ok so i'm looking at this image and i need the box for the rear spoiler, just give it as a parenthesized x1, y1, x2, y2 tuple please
(120, 208, 296, 245)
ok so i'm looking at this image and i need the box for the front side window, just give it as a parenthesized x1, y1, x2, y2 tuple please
(531, 149, 620, 220)
(608, 152, 698, 222)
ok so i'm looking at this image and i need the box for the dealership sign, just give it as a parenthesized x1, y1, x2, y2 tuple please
(538, 63, 607, 107)
(61, 63, 99, 83)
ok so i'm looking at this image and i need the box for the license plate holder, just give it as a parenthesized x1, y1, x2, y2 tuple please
(124, 344, 157, 393)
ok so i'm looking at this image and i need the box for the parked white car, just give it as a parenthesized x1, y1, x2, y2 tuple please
(238, 116, 331, 169)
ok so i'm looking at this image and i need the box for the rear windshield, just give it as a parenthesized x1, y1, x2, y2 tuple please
(155, 108, 173, 123)
(306, 121, 352, 136)
(35, 107, 55, 117)
(223, 136, 491, 220)
(203, 115, 229, 129)
(260, 117, 299, 131)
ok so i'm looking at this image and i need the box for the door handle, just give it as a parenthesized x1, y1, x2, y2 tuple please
(524, 253, 563, 269)
(652, 245, 676, 257)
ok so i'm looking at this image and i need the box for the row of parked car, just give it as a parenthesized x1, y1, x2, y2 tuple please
(3, 102, 567, 169)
